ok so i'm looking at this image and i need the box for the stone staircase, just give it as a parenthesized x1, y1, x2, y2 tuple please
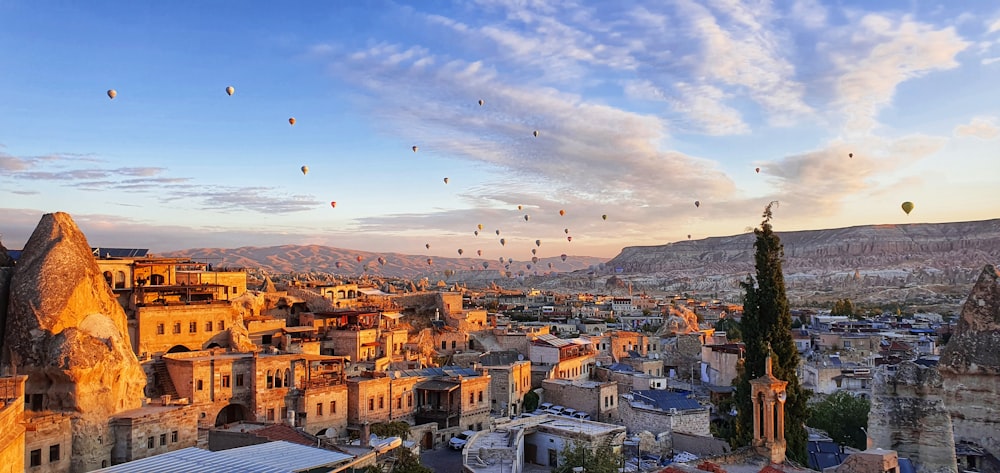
(153, 360, 179, 399)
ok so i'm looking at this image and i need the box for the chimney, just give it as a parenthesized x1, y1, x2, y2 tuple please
(361, 423, 371, 448)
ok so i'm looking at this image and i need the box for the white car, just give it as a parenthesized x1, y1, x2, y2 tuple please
(449, 430, 477, 450)
(571, 412, 592, 420)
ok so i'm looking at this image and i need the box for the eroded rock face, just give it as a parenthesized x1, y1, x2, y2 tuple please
(868, 361, 956, 473)
(1, 212, 146, 472)
(939, 265, 1000, 471)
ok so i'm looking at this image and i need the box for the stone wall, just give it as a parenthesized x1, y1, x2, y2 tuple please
(134, 304, 244, 356)
(110, 405, 198, 464)
(868, 362, 956, 473)
(618, 399, 710, 452)
(23, 412, 72, 473)
(0, 376, 26, 473)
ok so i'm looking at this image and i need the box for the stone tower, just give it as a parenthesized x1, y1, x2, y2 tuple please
(751, 354, 787, 464)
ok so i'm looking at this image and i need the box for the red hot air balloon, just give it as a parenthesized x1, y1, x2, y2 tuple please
(330, 201, 336, 208)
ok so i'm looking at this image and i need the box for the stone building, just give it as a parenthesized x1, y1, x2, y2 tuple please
(529, 334, 597, 381)
(413, 367, 491, 433)
(479, 351, 532, 416)
(701, 343, 744, 387)
(109, 404, 198, 465)
(541, 378, 619, 422)
(619, 389, 710, 452)
(0, 376, 26, 473)
(346, 371, 420, 426)
(23, 412, 72, 473)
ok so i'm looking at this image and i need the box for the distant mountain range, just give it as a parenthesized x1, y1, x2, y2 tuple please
(162, 219, 1000, 312)
(159, 244, 607, 280)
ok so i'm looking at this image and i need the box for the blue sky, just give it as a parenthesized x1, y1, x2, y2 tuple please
(1, 0, 999, 259)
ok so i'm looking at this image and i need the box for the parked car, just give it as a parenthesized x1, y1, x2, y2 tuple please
(561, 408, 578, 417)
(449, 430, 477, 450)
(549, 405, 566, 415)
(571, 411, 592, 420)
(539, 402, 554, 411)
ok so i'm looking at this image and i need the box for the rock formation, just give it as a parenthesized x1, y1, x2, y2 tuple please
(868, 361, 956, 473)
(1, 212, 146, 472)
(938, 265, 1000, 472)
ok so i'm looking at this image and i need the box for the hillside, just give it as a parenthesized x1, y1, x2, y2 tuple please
(159, 244, 606, 280)
(531, 219, 1000, 313)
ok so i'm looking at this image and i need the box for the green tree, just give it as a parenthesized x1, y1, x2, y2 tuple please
(731, 203, 810, 463)
(554, 440, 622, 473)
(523, 390, 540, 412)
(370, 421, 411, 440)
(393, 447, 432, 473)
(831, 299, 855, 317)
(714, 317, 742, 342)
(807, 391, 870, 450)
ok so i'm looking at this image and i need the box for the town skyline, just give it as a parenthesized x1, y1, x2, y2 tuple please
(2, 1, 1000, 258)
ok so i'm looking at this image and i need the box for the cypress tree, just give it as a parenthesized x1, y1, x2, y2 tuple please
(732, 202, 809, 463)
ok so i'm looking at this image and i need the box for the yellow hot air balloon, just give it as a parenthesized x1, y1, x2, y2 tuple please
(288, 117, 296, 125)
(477, 224, 484, 230)
(226, 86, 235, 96)
(107, 89, 117, 99)
(301, 165, 309, 175)
(901, 201, 914, 215)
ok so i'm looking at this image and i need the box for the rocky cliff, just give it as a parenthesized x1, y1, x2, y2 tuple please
(557, 218, 1000, 309)
(868, 361, 957, 473)
(1, 212, 146, 472)
(938, 265, 1000, 472)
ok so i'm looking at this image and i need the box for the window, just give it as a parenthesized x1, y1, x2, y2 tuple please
(171, 431, 178, 442)
(441, 341, 447, 350)
(266, 371, 274, 389)
(147, 436, 155, 449)
(173, 323, 181, 334)
(189, 322, 197, 333)
(221, 375, 230, 388)
(397, 397, 402, 409)
(378, 396, 384, 409)
(469, 392, 475, 405)
(156, 323, 164, 335)
(452, 340, 457, 349)
(196, 380, 204, 391)
(407, 393, 413, 407)
(159, 434, 167, 446)
(232, 286, 238, 294)
(478, 391, 483, 402)
(316, 403, 323, 416)
(369, 397, 375, 411)
(219, 320, 225, 331)
(115, 271, 126, 289)
(267, 408, 275, 422)
(236, 374, 244, 387)
(205, 321, 213, 332)
(30, 449, 41, 467)
(331, 400, 337, 414)
(49, 444, 60, 462)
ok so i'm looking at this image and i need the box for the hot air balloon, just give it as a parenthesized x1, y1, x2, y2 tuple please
(443, 177, 449, 184)
(601, 214, 608, 221)
(427, 258, 433, 265)
(425, 243, 431, 249)
(524, 214, 530, 221)
(288, 117, 296, 125)
(517, 205, 523, 210)
(498, 257, 504, 263)
(687, 234, 692, 239)
(548, 262, 554, 269)
(335, 261, 343, 268)
(564, 228, 569, 234)
(535, 240, 541, 247)
(482, 262, 490, 269)
(226, 86, 235, 96)
(474, 230, 479, 237)
(412, 146, 418, 152)
(477, 224, 483, 230)
(901, 201, 914, 215)
(107, 89, 117, 99)
(531, 249, 537, 255)
(499, 238, 506, 246)
(457, 249, 464, 255)
(476, 249, 482, 256)
(496, 229, 501, 236)
(478, 99, 484, 106)
(356, 255, 363, 262)
(755, 167, 760, 174)
(694, 201, 701, 208)
(567, 236, 572, 242)
(559, 209, 565, 216)
(531, 256, 538, 264)
(526, 264, 532, 270)
(533, 130, 539, 137)
(378, 257, 386, 266)
(560, 254, 567, 261)
(849, 153, 854, 158)
(330, 201, 337, 208)
(508, 257, 513, 264)
(301, 165, 309, 175)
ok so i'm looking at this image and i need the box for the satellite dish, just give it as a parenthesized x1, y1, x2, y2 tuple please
(517, 354, 524, 361)
(595, 361, 602, 367)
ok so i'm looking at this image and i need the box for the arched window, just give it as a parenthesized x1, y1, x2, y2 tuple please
(284, 369, 292, 389)
(115, 271, 126, 289)
(150, 274, 165, 285)
(266, 371, 274, 389)
(274, 370, 282, 388)
(103, 271, 113, 287)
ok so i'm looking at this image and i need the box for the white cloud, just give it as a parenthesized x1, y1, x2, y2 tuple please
(828, 14, 969, 135)
(988, 17, 1000, 34)
(668, 82, 749, 135)
(790, 0, 828, 29)
(954, 116, 1000, 139)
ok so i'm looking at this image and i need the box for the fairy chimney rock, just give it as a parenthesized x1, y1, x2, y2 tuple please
(2, 212, 146, 471)
(938, 264, 1000, 468)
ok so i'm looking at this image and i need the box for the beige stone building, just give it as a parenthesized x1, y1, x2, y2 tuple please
(109, 404, 198, 465)
(701, 343, 744, 387)
(529, 334, 597, 381)
(412, 367, 491, 432)
(23, 412, 71, 473)
(479, 351, 532, 416)
(0, 376, 26, 473)
(541, 378, 619, 422)
(346, 372, 420, 426)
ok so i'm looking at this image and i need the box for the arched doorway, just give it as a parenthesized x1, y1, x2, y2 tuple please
(215, 403, 249, 426)
(166, 345, 191, 353)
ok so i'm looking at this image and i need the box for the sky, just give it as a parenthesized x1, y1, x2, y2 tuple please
(1, 0, 999, 260)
